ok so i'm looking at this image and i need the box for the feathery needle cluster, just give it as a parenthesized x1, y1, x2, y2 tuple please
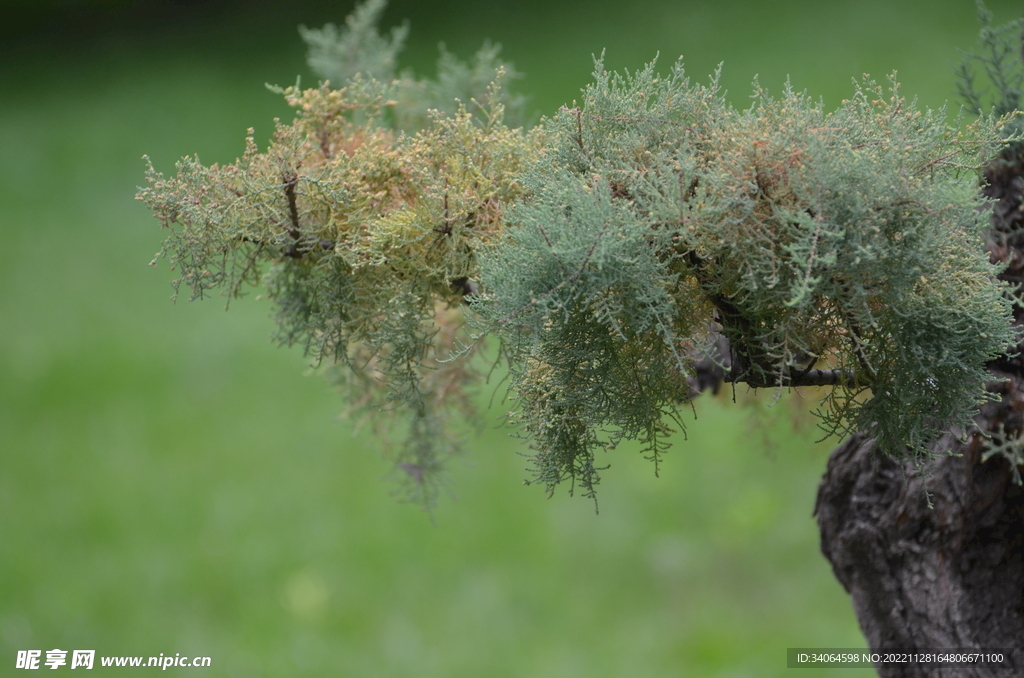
(139, 0, 1018, 507)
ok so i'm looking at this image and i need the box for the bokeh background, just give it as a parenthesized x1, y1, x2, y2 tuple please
(2, 1, 1019, 675)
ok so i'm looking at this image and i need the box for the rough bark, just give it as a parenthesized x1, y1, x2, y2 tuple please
(815, 397, 1024, 677)
(814, 126, 1024, 678)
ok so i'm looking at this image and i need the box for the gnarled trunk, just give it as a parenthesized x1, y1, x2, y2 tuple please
(815, 399, 1024, 677)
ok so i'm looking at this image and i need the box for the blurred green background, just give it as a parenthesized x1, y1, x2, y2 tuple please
(1, 1, 1018, 675)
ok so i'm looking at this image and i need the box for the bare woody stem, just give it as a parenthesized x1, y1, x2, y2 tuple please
(283, 172, 302, 258)
(727, 366, 860, 388)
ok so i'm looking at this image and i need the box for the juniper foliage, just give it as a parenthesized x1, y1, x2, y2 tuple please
(139, 4, 541, 507)
(955, 0, 1024, 135)
(955, 1, 1024, 484)
(139, 0, 1018, 507)
(300, 0, 526, 131)
(299, 0, 409, 85)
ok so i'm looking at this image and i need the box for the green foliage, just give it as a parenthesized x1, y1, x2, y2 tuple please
(300, 0, 527, 131)
(955, 1, 1024, 485)
(477, 167, 696, 502)
(477, 56, 1016, 496)
(140, 0, 1018, 506)
(138, 5, 541, 508)
(982, 424, 1024, 485)
(955, 0, 1023, 131)
(299, 0, 409, 84)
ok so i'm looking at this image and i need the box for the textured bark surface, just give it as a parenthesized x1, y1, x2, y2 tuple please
(816, 404, 1024, 677)
(814, 131, 1024, 678)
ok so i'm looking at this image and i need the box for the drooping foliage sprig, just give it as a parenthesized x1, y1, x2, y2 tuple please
(475, 56, 1016, 498)
(300, 0, 528, 131)
(956, 0, 1024, 134)
(139, 2, 541, 507)
(139, 0, 1018, 507)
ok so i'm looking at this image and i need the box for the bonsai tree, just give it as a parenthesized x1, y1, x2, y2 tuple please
(138, 1, 1024, 672)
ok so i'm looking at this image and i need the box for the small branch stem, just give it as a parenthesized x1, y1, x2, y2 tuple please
(282, 172, 302, 258)
(726, 367, 860, 388)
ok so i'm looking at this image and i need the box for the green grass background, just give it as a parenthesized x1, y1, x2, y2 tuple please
(1, 1, 1018, 675)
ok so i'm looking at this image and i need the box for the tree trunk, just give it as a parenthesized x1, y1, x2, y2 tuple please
(815, 396, 1024, 677)
(814, 136, 1024, 678)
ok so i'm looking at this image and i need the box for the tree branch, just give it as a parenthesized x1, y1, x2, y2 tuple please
(283, 171, 302, 258)
(726, 366, 859, 388)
